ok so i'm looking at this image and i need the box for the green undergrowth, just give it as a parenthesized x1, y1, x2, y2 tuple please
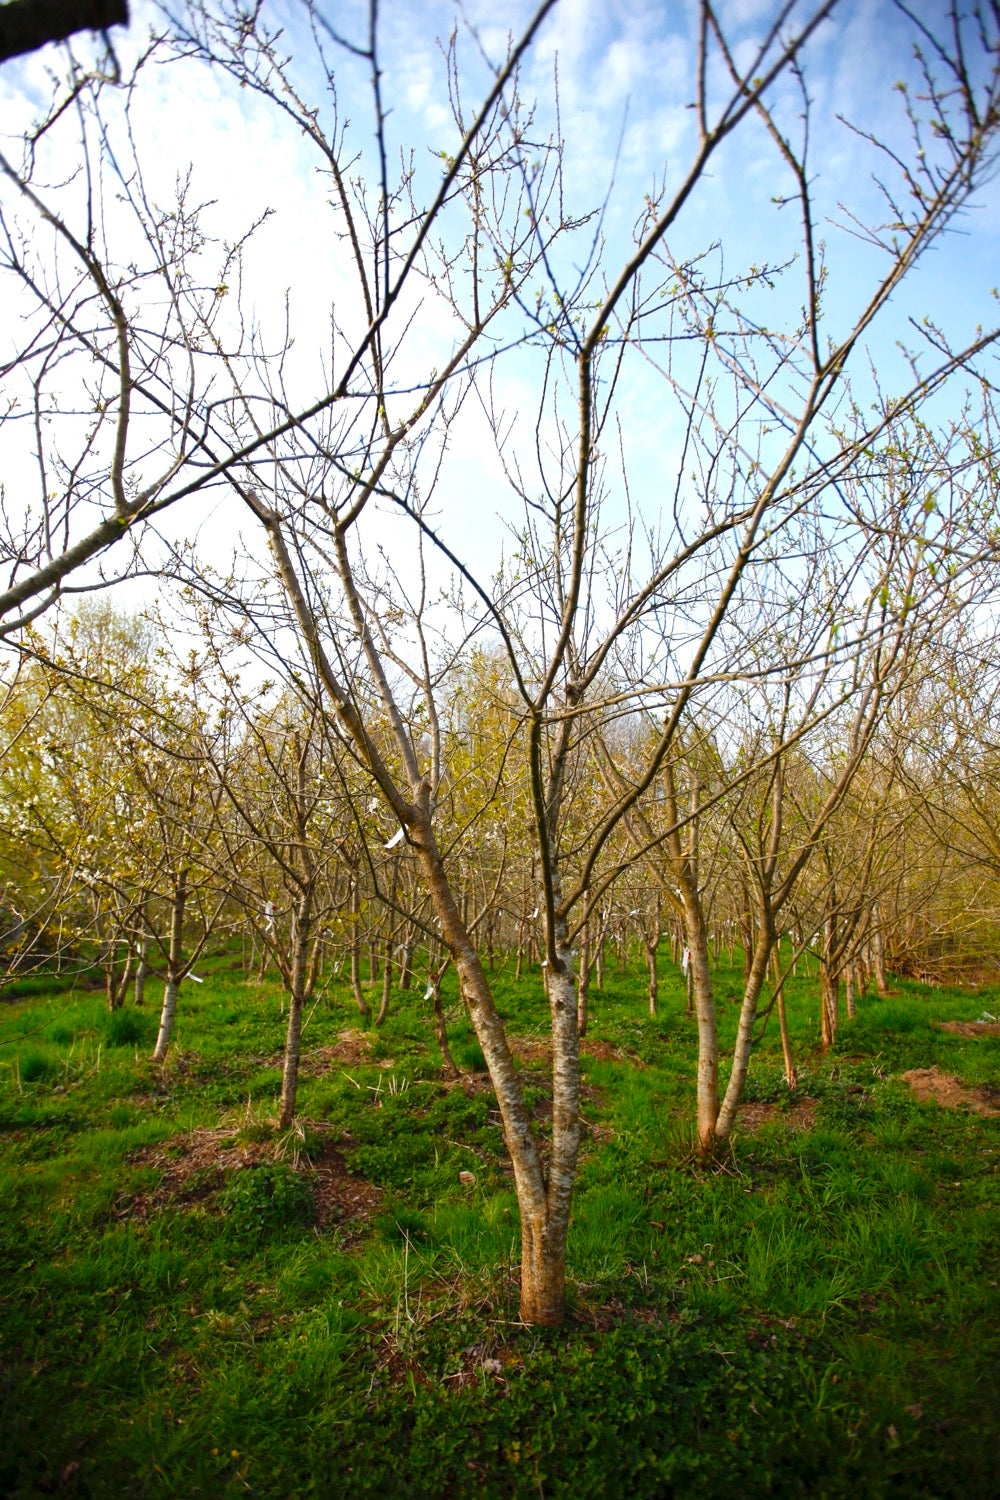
(1, 949, 998, 1496)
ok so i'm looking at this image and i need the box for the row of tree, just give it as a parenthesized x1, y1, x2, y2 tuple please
(3, 599, 999, 1092)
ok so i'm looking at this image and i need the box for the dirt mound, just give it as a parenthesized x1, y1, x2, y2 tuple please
(509, 1036, 644, 1069)
(122, 1121, 382, 1227)
(933, 1019, 1000, 1039)
(901, 1067, 1000, 1116)
(301, 1030, 376, 1069)
(737, 1098, 820, 1133)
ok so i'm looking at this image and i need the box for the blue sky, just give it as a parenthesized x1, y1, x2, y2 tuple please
(0, 0, 996, 640)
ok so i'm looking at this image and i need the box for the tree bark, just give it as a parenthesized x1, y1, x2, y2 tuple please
(872, 915, 889, 994)
(152, 868, 187, 1064)
(644, 938, 659, 1017)
(375, 940, 393, 1026)
(278, 887, 313, 1129)
(820, 961, 839, 1048)
(428, 957, 459, 1079)
(133, 933, 148, 1007)
(715, 921, 776, 1139)
(409, 794, 578, 1326)
(576, 907, 590, 1037)
(348, 878, 371, 1022)
(777, 985, 797, 1090)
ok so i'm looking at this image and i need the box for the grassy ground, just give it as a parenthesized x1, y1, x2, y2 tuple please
(1, 949, 998, 1497)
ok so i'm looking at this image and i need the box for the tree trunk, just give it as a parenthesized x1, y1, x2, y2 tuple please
(714, 923, 776, 1140)
(678, 897, 718, 1150)
(399, 935, 414, 990)
(872, 918, 888, 994)
(106, 941, 134, 1011)
(134, 934, 149, 1007)
(777, 986, 797, 1090)
(576, 909, 590, 1037)
(152, 869, 187, 1064)
(375, 940, 393, 1026)
(348, 879, 371, 1022)
(409, 799, 578, 1327)
(429, 959, 459, 1079)
(820, 962, 839, 1048)
(644, 939, 658, 1017)
(739, 886, 754, 986)
(279, 888, 313, 1129)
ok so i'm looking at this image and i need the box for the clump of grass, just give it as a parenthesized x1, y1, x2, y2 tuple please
(449, 1035, 487, 1073)
(102, 1008, 153, 1048)
(17, 1047, 58, 1084)
(374, 1202, 434, 1246)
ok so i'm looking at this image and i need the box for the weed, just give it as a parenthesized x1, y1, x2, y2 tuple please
(16, 1046, 58, 1083)
(220, 1163, 317, 1241)
(102, 1008, 154, 1048)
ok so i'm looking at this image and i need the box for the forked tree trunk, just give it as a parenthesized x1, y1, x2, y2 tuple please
(855, 953, 869, 999)
(106, 941, 134, 1011)
(409, 797, 579, 1327)
(152, 870, 188, 1064)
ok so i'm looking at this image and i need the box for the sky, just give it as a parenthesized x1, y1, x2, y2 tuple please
(0, 0, 997, 680)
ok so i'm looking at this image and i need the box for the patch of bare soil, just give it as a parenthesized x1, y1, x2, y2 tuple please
(737, 1098, 820, 1133)
(309, 1140, 384, 1228)
(299, 1030, 376, 1070)
(508, 1036, 644, 1070)
(933, 1019, 1000, 1039)
(901, 1067, 1000, 1116)
(120, 1121, 382, 1227)
(582, 1038, 646, 1068)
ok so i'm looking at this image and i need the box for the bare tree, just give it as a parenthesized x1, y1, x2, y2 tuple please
(1, 0, 998, 1325)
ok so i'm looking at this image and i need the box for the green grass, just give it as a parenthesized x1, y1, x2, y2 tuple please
(0, 951, 998, 1495)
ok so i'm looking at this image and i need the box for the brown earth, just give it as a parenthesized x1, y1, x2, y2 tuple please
(933, 1019, 1000, 1039)
(509, 1036, 645, 1069)
(121, 1121, 382, 1229)
(901, 1066, 1000, 1116)
(736, 1097, 821, 1133)
(301, 1029, 376, 1068)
